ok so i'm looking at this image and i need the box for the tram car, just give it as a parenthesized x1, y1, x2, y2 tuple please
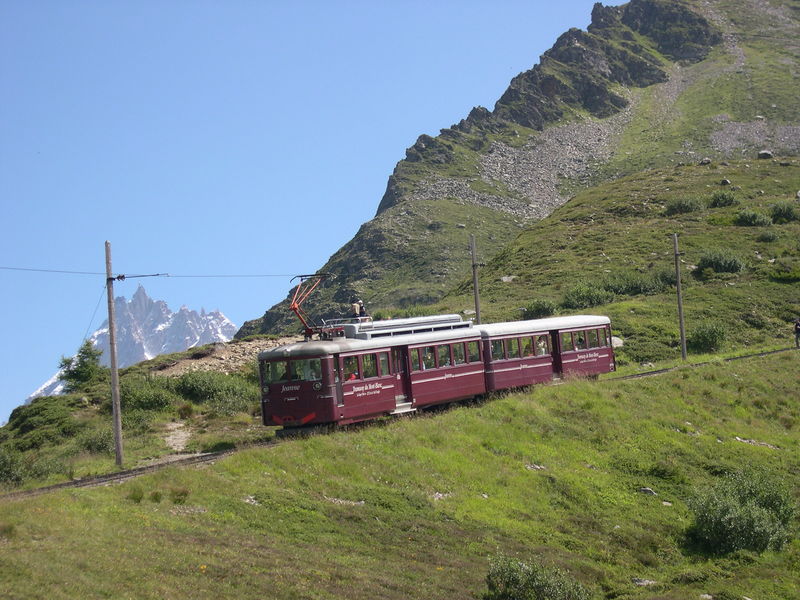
(258, 313, 615, 428)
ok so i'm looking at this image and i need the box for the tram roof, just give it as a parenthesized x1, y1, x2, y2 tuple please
(258, 314, 611, 361)
(257, 326, 481, 360)
(474, 315, 610, 337)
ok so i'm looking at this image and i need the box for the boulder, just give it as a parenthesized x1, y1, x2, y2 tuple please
(758, 149, 774, 159)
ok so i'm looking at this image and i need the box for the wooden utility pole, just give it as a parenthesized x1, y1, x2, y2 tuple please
(673, 234, 687, 360)
(105, 241, 124, 467)
(470, 235, 482, 324)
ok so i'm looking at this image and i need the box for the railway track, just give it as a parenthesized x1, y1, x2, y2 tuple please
(2, 346, 795, 502)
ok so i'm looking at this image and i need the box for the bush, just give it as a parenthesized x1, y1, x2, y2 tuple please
(78, 428, 115, 454)
(770, 258, 800, 282)
(708, 191, 738, 208)
(524, 299, 558, 319)
(483, 555, 591, 600)
(665, 198, 704, 216)
(602, 269, 672, 296)
(175, 371, 259, 416)
(697, 249, 745, 274)
(0, 447, 25, 485)
(688, 468, 795, 554)
(770, 201, 800, 224)
(170, 487, 190, 505)
(561, 282, 614, 309)
(121, 376, 179, 411)
(734, 210, 772, 227)
(756, 230, 779, 243)
(687, 322, 726, 353)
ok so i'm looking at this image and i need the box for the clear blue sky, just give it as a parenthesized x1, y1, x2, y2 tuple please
(0, 0, 623, 424)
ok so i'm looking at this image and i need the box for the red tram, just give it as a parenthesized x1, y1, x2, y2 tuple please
(258, 314, 614, 428)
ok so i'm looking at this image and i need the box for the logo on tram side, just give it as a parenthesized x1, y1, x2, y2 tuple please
(576, 351, 601, 364)
(352, 382, 384, 397)
(280, 384, 301, 393)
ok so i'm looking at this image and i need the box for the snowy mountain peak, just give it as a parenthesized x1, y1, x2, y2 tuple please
(30, 286, 237, 399)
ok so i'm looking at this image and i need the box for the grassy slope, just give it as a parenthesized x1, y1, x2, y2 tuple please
(2, 352, 799, 599)
(436, 158, 800, 363)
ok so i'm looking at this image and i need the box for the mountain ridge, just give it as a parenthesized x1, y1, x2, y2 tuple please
(237, 0, 740, 338)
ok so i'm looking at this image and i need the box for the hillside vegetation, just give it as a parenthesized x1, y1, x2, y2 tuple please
(439, 157, 800, 364)
(238, 0, 800, 339)
(1, 353, 798, 599)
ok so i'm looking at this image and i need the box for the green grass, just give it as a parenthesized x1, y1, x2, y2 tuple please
(1, 352, 798, 599)
(436, 159, 800, 364)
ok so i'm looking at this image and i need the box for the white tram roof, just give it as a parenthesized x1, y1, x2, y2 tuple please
(258, 326, 481, 360)
(258, 314, 611, 361)
(474, 315, 610, 338)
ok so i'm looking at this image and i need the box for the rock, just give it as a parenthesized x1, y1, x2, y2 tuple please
(611, 336, 624, 348)
(720, 179, 731, 185)
(526, 463, 546, 471)
(500, 275, 517, 283)
(639, 487, 657, 495)
(700, 595, 713, 600)
(796, 190, 800, 199)
(699, 157, 712, 165)
(662, 501, 673, 506)
(456, 223, 466, 229)
(632, 578, 656, 586)
(758, 149, 773, 159)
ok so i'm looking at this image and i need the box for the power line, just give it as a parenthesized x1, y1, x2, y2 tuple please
(0, 266, 104, 276)
(1, 266, 297, 278)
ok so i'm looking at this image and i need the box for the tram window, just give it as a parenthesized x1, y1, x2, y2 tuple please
(362, 354, 378, 378)
(468, 341, 481, 362)
(575, 332, 588, 350)
(491, 340, 504, 361)
(438, 345, 451, 367)
(378, 352, 390, 376)
(422, 346, 436, 370)
(261, 361, 289, 384)
(453, 343, 466, 365)
(411, 348, 422, 371)
(521, 336, 534, 357)
(599, 328, 608, 347)
(343, 356, 359, 380)
(506, 338, 520, 359)
(535, 335, 549, 356)
(291, 358, 322, 381)
(587, 329, 600, 349)
(561, 332, 574, 352)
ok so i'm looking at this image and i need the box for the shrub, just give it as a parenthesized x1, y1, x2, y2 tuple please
(121, 376, 179, 411)
(483, 555, 591, 600)
(170, 487, 190, 505)
(77, 428, 115, 454)
(121, 410, 153, 434)
(687, 468, 795, 554)
(770, 201, 800, 224)
(0, 447, 25, 485)
(127, 485, 144, 504)
(687, 322, 726, 353)
(175, 371, 259, 416)
(756, 230, 779, 243)
(524, 298, 558, 319)
(665, 198, 704, 216)
(177, 403, 194, 419)
(561, 282, 614, 309)
(602, 269, 671, 296)
(149, 490, 163, 503)
(708, 191, 738, 208)
(770, 258, 800, 282)
(697, 249, 745, 273)
(734, 210, 772, 227)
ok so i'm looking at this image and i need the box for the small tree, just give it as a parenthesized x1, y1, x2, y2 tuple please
(58, 340, 105, 392)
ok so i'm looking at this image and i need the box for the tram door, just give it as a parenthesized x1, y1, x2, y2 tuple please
(392, 346, 412, 406)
